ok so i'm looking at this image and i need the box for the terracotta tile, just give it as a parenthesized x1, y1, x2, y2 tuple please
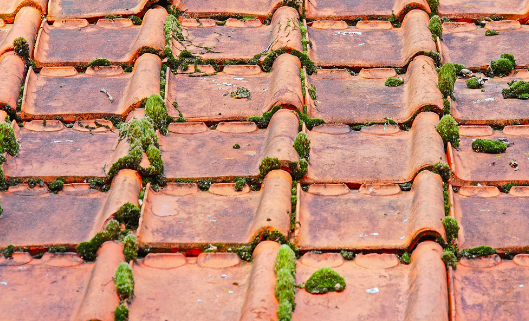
(441, 21, 529, 70)
(0, 6, 41, 58)
(166, 54, 303, 122)
(21, 53, 161, 121)
(306, 56, 443, 124)
(129, 241, 280, 320)
(171, 0, 284, 18)
(169, 7, 302, 61)
(0, 0, 47, 24)
(160, 109, 299, 179)
(450, 254, 529, 321)
(295, 171, 445, 250)
(34, 7, 167, 67)
(48, 0, 158, 21)
(305, 112, 446, 184)
(0, 52, 25, 110)
(293, 242, 448, 321)
(307, 9, 436, 68)
(137, 170, 291, 249)
(448, 125, 529, 185)
(0, 170, 141, 248)
(439, 0, 529, 21)
(0, 241, 124, 321)
(451, 185, 529, 252)
(305, 0, 432, 20)
(3, 119, 130, 181)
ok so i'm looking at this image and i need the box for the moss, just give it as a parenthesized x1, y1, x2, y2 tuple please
(0, 121, 19, 156)
(436, 115, 460, 147)
(259, 157, 281, 179)
(144, 94, 172, 135)
(471, 139, 507, 154)
(275, 244, 296, 275)
(277, 300, 292, 321)
(304, 267, 346, 294)
(340, 250, 355, 260)
(443, 183, 449, 215)
(122, 234, 138, 262)
(116, 203, 141, 229)
(460, 245, 497, 258)
(129, 15, 142, 25)
(87, 58, 111, 68)
(454, 63, 466, 76)
(3, 244, 14, 258)
(48, 177, 64, 194)
(399, 252, 411, 264)
(502, 80, 529, 99)
(441, 250, 457, 269)
(308, 84, 317, 101)
(443, 98, 451, 114)
(293, 133, 310, 160)
(487, 54, 515, 77)
(291, 158, 308, 180)
(275, 244, 296, 320)
(77, 220, 121, 261)
(500, 53, 516, 65)
(276, 267, 296, 306)
(298, 112, 324, 130)
(13, 37, 29, 61)
(114, 303, 129, 321)
(427, 0, 439, 14)
(428, 15, 443, 41)
(234, 178, 245, 191)
(466, 77, 484, 89)
(48, 245, 67, 253)
(229, 230, 289, 261)
(485, 29, 499, 36)
(233, 144, 240, 149)
(385, 77, 404, 87)
(282, 0, 301, 9)
(230, 87, 251, 99)
(114, 262, 135, 300)
(443, 216, 459, 244)
(248, 106, 281, 128)
(262, 48, 316, 75)
(438, 63, 457, 98)
(87, 177, 109, 192)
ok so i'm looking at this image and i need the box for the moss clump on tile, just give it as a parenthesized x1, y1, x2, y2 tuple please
(441, 250, 457, 269)
(460, 245, 497, 258)
(399, 252, 411, 264)
(233, 144, 240, 149)
(304, 267, 346, 294)
(471, 139, 507, 154)
(308, 84, 317, 101)
(340, 250, 355, 260)
(443, 184, 450, 215)
(122, 234, 138, 262)
(114, 303, 129, 321)
(438, 63, 457, 98)
(88, 177, 109, 192)
(48, 177, 64, 194)
(282, 0, 301, 9)
(291, 158, 308, 180)
(275, 244, 297, 275)
(427, 0, 439, 14)
(0, 121, 19, 156)
(248, 106, 281, 128)
(294, 133, 310, 160)
(48, 245, 67, 253)
(298, 112, 324, 130)
(442, 216, 459, 244)
(3, 245, 14, 259)
(443, 98, 451, 115)
(116, 203, 141, 229)
(114, 262, 135, 300)
(466, 77, 485, 89)
(13, 37, 30, 62)
(385, 77, 404, 87)
(259, 157, 281, 179)
(230, 87, 251, 100)
(428, 15, 443, 41)
(129, 15, 142, 25)
(77, 220, 121, 261)
(487, 54, 515, 77)
(145, 94, 172, 135)
(502, 80, 529, 99)
(262, 48, 316, 75)
(87, 58, 111, 68)
(234, 178, 246, 191)
(485, 29, 499, 36)
(277, 300, 293, 321)
(275, 245, 297, 320)
(436, 115, 460, 147)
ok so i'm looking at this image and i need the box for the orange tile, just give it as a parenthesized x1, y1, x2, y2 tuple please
(166, 54, 303, 122)
(0, 241, 124, 321)
(160, 109, 299, 179)
(305, 0, 432, 20)
(169, 7, 302, 61)
(48, 0, 158, 21)
(34, 7, 167, 67)
(293, 242, 448, 321)
(307, 10, 436, 68)
(439, 0, 529, 21)
(0, 52, 25, 111)
(305, 112, 446, 184)
(21, 53, 161, 121)
(137, 170, 291, 249)
(306, 56, 443, 124)
(0, 0, 47, 23)
(171, 0, 284, 18)
(295, 171, 446, 250)
(0, 170, 141, 248)
(448, 125, 529, 185)
(451, 254, 529, 321)
(129, 241, 280, 320)
(0, 6, 41, 58)
(441, 21, 529, 70)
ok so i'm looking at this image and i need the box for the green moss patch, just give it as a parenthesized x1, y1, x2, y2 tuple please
(385, 77, 404, 87)
(145, 94, 172, 135)
(122, 234, 138, 262)
(487, 53, 515, 77)
(230, 87, 251, 99)
(259, 157, 281, 179)
(485, 29, 499, 36)
(428, 15, 443, 41)
(442, 216, 459, 244)
(275, 245, 297, 321)
(2, 245, 14, 259)
(436, 115, 460, 147)
(304, 267, 346, 294)
(293, 133, 310, 160)
(114, 304, 129, 321)
(48, 177, 64, 194)
(466, 77, 485, 89)
(471, 139, 507, 153)
(438, 63, 457, 98)
(441, 250, 457, 268)
(115, 203, 141, 230)
(77, 220, 121, 261)
(114, 262, 134, 300)
(87, 58, 111, 68)
(502, 80, 529, 99)
(460, 245, 497, 259)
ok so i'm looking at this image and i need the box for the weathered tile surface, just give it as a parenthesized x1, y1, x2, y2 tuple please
(305, 0, 432, 20)
(48, 0, 158, 21)
(171, 0, 284, 18)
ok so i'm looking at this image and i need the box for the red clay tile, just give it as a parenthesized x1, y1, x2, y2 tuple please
(305, 0, 432, 20)
(448, 125, 529, 186)
(450, 254, 529, 321)
(305, 112, 446, 184)
(137, 170, 291, 249)
(439, 0, 529, 21)
(452, 69, 529, 125)
(451, 185, 529, 252)
(160, 109, 299, 179)
(0, 0, 47, 23)
(0, 6, 41, 58)
(21, 53, 161, 121)
(307, 9, 436, 68)
(0, 170, 141, 249)
(48, 0, 157, 21)
(306, 55, 443, 124)
(171, 0, 284, 18)
(294, 171, 446, 251)
(166, 54, 303, 122)
(440, 21, 529, 70)
(34, 7, 167, 67)
(169, 6, 302, 61)
(0, 52, 25, 111)
(0, 241, 124, 321)
(293, 241, 448, 321)
(3, 119, 132, 182)
(129, 241, 280, 320)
